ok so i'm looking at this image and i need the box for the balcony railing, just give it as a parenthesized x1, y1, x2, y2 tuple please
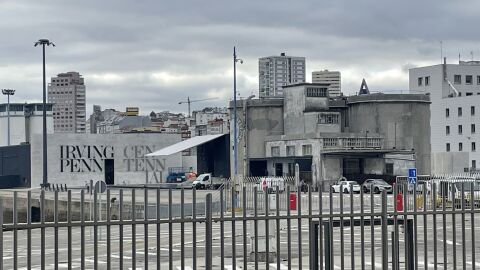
(322, 137, 384, 149)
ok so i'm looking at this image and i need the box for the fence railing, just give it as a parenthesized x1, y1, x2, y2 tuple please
(1, 182, 480, 269)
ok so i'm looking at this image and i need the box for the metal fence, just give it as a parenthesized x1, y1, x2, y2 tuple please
(1, 182, 480, 269)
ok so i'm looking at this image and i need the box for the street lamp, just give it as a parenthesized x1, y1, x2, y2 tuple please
(2, 89, 15, 146)
(35, 39, 55, 189)
(232, 46, 243, 208)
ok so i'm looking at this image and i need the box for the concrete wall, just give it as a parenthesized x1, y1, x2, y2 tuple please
(431, 152, 470, 174)
(347, 94, 431, 174)
(364, 158, 384, 174)
(30, 133, 185, 187)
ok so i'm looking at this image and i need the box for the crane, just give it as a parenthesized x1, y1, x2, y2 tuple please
(178, 97, 218, 117)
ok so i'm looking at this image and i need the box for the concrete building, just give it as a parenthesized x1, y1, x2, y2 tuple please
(312, 70, 342, 97)
(29, 133, 197, 187)
(48, 72, 86, 133)
(231, 83, 431, 185)
(193, 107, 229, 136)
(0, 103, 53, 147)
(259, 53, 306, 98)
(410, 59, 480, 173)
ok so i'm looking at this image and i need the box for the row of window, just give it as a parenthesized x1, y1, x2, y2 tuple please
(418, 76, 430, 86)
(446, 142, 477, 152)
(318, 113, 339, 124)
(271, 144, 312, 157)
(306, 87, 327, 97)
(419, 75, 480, 86)
(446, 124, 476, 135)
(446, 106, 475, 117)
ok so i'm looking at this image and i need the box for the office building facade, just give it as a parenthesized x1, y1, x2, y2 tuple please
(312, 70, 342, 97)
(259, 53, 305, 98)
(48, 72, 86, 133)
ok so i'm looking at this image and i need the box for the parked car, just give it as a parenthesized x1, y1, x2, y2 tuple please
(191, 173, 224, 189)
(363, 179, 392, 193)
(166, 172, 186, 183)
(331, 180, 361, 193)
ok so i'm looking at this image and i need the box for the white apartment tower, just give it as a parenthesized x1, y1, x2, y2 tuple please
(48, 72, 86, 133)
(312, 70, 342, 97)
(259, 53, 306, 98)
(409, 59, 480, 173)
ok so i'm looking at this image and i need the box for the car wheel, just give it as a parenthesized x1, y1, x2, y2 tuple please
(331, 187, 336, 193)
(343, 188, 349, 194)
(363, 186, 368, 193)
(374, 187, 380, 194)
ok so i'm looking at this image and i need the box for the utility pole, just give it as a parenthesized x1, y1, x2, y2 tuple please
(35, 39, 55, 189)
(233, 46, 243, 208)
(2, 89, 15, 146)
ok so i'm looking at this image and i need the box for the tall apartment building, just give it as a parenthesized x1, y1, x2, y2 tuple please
(48, 72, 86, 133)
(312, 70, 342, 97)
(259, 53, 305, 98)
(409, 59, 480, 173)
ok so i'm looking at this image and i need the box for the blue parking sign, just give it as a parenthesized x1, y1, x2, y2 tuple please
(408, 168, 417, 184)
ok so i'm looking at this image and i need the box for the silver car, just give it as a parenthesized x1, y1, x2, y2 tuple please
(363, 179, 392, 193)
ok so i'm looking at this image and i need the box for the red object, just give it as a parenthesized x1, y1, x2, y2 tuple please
(262, 179, 267, 192)
(289, 193, 297, 210)
(396, 193, 404, 211)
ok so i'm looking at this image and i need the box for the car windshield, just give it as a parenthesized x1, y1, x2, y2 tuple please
(374, 180, 388, 185)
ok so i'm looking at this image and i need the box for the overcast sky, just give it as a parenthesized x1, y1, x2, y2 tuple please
(1, 0, 480, 116)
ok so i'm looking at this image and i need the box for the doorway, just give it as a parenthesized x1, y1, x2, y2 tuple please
(104, 159, 114, 185)
(274, 163, 283, 177)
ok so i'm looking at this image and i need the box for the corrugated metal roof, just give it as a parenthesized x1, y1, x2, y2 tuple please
(145, 134, 226, 156)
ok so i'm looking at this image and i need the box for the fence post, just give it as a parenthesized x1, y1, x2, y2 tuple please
(323, 221, 331, 270)
(309, 221, 319, 270)
(0, 199, 3, 270)
(406, 219, 414, 270)
(381, 190, 388, 269)
(205, 193, 213, 269)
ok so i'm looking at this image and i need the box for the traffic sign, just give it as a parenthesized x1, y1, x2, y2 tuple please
(408, 168, 417, 184)
(94, 180, 107, 193)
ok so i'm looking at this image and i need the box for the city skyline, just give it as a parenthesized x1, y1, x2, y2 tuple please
(1, 1, 480, 115)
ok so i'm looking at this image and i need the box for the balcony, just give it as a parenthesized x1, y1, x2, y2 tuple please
(322, 137, 384, 150)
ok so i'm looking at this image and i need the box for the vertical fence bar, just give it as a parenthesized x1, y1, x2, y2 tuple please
(319, 185, 324, 270)
(265, 187, 270, 269)
(220, 187, 225, 269)
(442, 183, 447, 270)
(94, 191, 98, 270)
(432, 184, 438, 270)
(168, 188, 173, 270)
(192, 188, 196, 270)
(180, 188, 185, 270)
(329, 185, 334, 269)
(132, 189, 136, 270)
(244, 187, 248, 270)
(370, 188, 375, 269)
(54, 191, 59, 270)
(452, 183, 457, 270)
(406, 219, 414, 270)
(145, 188, 149, 270)
(381, 190, 388, 270)
(28, 190, 32, 270)
(350, 186, 355, 270)
(205, 193, 213, 269)
(471, 182, 476, 270)
(360, 186, 365, 270)
(404, 183, 409, 269)
(413, 184, 418, 269)
(0, 199, 3, 270)
(461, 183, 466, 270)
(119, 189, 124, 270)
(255, 186, 259, 269)
(156, 188, 161, 270)
(106, 189, 111, 270)
(423, 184, 428, 270)
(276, 186, 281, 270)
(339, 186, 344, 270)
(308, 187, 313, 269)
(393, 185, 399, 270)
(13, 191, 18, 270)
(80, 190, 85, 270)
(232, 186, 237, 269)
(41, 190, 45, 270)
(297, 187, 302, 270)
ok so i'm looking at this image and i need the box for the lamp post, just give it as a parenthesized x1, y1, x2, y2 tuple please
(35, 39, 55, 189)
(233, 46, 243, 207)
(2, 89, 15, 146)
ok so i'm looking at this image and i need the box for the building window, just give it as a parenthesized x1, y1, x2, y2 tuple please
(459, 142, 463, 151)
(472, 142, 476, 152)
(318, 113, 339, 124)
(477, 76, 480, 85)
(472, 106, 475, 116)
(418, 77, 423, 86)
(458, 107, 462, 117)
(466, 75, 473, 85)
(306, 87, 327, 97)
(287, 163, 295, 176)
(271, 146, 280, 157)
(459, 125, 463, 134)
(286, 146, 295, 156)
(386, 163, 394, 174)
(302, 144, 312, 156)
(425, 76, 430, 86)
(446, 108, 450, 117)
(446, 126, 450, 135)
(473, 160, 477, 169)
(472, 124, 476, 134)
(454, 75, 461, 84)
(446, 143, 450, 152)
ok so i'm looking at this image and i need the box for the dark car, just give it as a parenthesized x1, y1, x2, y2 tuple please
(166, 172, 186, 183)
